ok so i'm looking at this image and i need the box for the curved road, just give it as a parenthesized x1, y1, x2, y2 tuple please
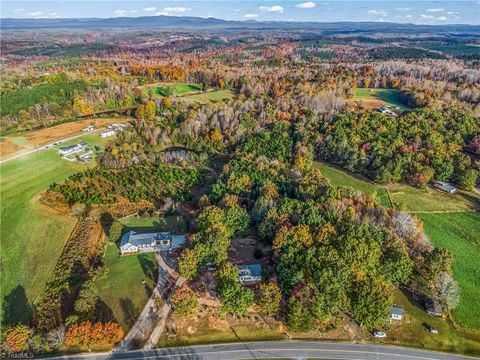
(51, 340, 479, 360)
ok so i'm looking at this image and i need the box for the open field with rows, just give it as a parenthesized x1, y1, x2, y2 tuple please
(0, 132, 113, 324)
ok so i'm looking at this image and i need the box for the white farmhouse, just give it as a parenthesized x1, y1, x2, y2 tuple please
(119, 231, 186, 255)
(100, 130, 116, 138)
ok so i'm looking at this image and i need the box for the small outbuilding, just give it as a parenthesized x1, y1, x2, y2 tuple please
(425, 299, 443, 317)
(431, 180, 457, 194)
(389, 306, 404, 321)
(100, 130, 116, 138)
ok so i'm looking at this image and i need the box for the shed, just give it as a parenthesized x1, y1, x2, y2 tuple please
(389, 306, 404, 321)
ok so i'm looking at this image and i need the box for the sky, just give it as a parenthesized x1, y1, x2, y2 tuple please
(1, 1, 479, 25)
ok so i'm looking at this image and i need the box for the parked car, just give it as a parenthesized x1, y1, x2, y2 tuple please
(427, 325, 439, 334)
(373, 331, 387, 338)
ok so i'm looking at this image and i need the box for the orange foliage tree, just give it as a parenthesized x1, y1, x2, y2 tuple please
(64, 321, 124, 348)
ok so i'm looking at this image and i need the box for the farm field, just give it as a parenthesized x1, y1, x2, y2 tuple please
(384, 289, 480, 356)
(142, 82, 202, 97)
(353, 88, 410, 111)
(418, 212, 480, 329)
(180, 90, 232, 104)
(0, 117, 129, 158)
(94, 244, 158, 330)
(313, 161, 391, 207)
(0, 131, 114, 324)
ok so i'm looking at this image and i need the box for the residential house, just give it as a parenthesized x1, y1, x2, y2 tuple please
(119, 230, 186, 254)
(431, 180, 457, 194)
(59, 141, 87, 155)
(100, 130, 116, 138)
(237, 264, 262, 283)
(389, 306, 404, 321)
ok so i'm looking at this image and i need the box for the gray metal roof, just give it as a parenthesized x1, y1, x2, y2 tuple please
(390, 306, 404, 316)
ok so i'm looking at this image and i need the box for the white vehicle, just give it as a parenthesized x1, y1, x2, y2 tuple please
(374, 331, 387, 338)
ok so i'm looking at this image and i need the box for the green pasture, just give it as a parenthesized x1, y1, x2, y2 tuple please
(0, 132, 112, 324)
(418, 212, 480, 329)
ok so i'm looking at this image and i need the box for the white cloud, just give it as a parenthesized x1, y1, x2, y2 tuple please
(405, 14, 413, 19)
(156, 7, 189, 16)
(447, 11, 458, 15)
(27, 11, 43, 17)
(395, 7, 411, 11)
(114, 9, 127, 16)
(296, 2, 316, 9)
(420, 14, 434, 19)
(144, 7, 156, 12)
(13, 8, 24, 13)
(259, 5, 284, 13)
(426, 8, 445, 12)
(367, 9, 388, 17)
(244, 13, 259, 18)
(130, 10, 137, 14)
(421, 14, 449, 21)
(435, 16, 448, 21)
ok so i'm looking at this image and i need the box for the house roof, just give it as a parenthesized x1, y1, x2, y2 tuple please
(238, 264, 262, 278)
(390, 306, 404, 316)
(432, 180, 457, 192)
(59, 143, 82, 152)
(120, 230, 186, 250)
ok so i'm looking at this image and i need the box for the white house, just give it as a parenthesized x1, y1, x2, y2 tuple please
(119, 231, 186, 255)
(100, 130, 116, 138)
(59, 141, 87, 155)
(389, 306, 404, 321)
(431, 180, 457, 194)
(237, 264, 262, 283)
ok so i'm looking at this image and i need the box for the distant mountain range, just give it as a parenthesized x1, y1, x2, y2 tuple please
(1, 15, 479, 33)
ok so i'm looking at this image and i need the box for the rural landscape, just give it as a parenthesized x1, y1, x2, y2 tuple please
(1, 1, 480, 359)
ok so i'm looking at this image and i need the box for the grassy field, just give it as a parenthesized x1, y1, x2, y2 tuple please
(0, 132, 112, 324)
(143, 83, 202, 97)
(120, 214, 188, 234)
(418, 212, 480, 329)
(353, 88, 409, 111)
(95, 244, 158, 330)
(382, 289, 480, 356)
(179, 90, 233, 104)
(313, 161, 391, 207)
(387, 184, 479, 212)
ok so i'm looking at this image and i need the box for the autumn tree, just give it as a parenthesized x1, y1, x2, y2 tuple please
(4, 325, 30, 352)
(216, 262, 254, 315)
(172, 285, 199, 317)
(258, 281, 282, 317)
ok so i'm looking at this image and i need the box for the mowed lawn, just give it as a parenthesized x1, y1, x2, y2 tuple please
(418, 212, 480, 329)
(95, 245, 158, 330)
(387, 184, 479, 212)
(0, 132, 113, 324)
(384, 289, 480, 355)
(353, 88, 410, 111)
(313, 161, 391, 207)
(180, 90, 232, 104)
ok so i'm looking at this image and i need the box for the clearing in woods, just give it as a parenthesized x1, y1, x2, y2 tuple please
(353, 88, 410, 111)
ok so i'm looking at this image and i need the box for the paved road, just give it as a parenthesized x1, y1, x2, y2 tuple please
(52, 340, 479, 360)
(0, 127, 106, 164)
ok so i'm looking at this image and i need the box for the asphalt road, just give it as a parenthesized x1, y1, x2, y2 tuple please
(51, 340, 480, 360)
